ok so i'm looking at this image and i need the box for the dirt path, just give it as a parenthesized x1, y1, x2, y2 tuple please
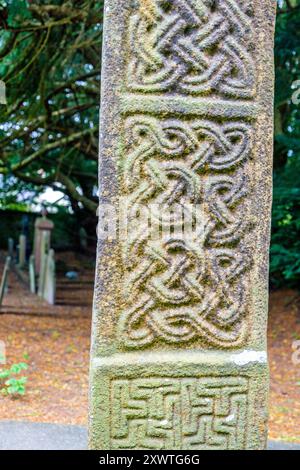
(268, 289, 300, 443)
(0, 252, 93, 425)
(0, 253, 299, 442)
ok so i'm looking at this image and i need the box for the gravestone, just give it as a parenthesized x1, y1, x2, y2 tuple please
(38, 231, 49, 297)
(89, 0, 276, 450)
(0, 257, 11, 307)
(43, 249, 56, 305)
(18, 234, 26, 269)
(29, 255, 36, 294)
(33, 213, 54, 275)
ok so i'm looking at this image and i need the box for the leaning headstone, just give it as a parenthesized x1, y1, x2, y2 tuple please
(0, 256, 11, 307)
(89, 0, 276, 450)
(33, 213, 54, 274)
(18, 234, 26, 268)
(43, 249, 56, 305)
(29, 255, 36, 294)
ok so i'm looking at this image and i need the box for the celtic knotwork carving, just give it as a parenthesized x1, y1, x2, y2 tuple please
(110, 377, 248, 450)
(118, 116, 253, 348)
(127, 0, 255, 97)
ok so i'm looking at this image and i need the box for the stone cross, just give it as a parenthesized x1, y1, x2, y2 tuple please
(89, 0, 276, 450)
(33, 215, 54, 275)
(43, 249, 56, 305)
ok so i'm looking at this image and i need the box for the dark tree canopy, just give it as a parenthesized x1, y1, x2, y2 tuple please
(272, 0, 300, 287)
(0, 0, 300, 286)
(0, 0, 103, 227)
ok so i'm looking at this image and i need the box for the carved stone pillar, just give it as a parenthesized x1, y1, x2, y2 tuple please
(89, 0, 276, 450)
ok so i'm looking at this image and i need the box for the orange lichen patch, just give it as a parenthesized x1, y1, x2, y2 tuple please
(140, 0, 157, 22)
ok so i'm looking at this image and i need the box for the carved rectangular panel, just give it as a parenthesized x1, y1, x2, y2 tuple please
(110, 376, 248, 450)
(89, 352, 269, 450)
(118, 115, 252, 349)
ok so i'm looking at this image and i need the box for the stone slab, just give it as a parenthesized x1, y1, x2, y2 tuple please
(90, 351, 268, 450)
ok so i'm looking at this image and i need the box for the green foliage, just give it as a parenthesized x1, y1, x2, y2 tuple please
(271, 0, 300, 288)
(0, 361, 28, 398)
(4, 377, 27, 396)
(270, 163, 300, 287)
(0, 0, 103, 231)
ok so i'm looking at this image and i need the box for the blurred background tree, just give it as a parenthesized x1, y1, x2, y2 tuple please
(0, 0, 299, 285)
(272, 0, 300, 287)
(0, 0, 102, 239)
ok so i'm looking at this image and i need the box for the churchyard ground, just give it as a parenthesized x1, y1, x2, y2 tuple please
(0, 251, 299, 443)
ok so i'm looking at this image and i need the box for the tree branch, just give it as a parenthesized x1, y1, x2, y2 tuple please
(10, 128, 97, 172)
(56, 171, 97, 212)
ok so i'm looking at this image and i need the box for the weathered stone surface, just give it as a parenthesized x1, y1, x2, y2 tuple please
(43, 249, 56, 305)
(29, 255, 36, 295)
(89, 0, 276, 450)
(37, 234, 48, 297)
(18, 234, 26, 269)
